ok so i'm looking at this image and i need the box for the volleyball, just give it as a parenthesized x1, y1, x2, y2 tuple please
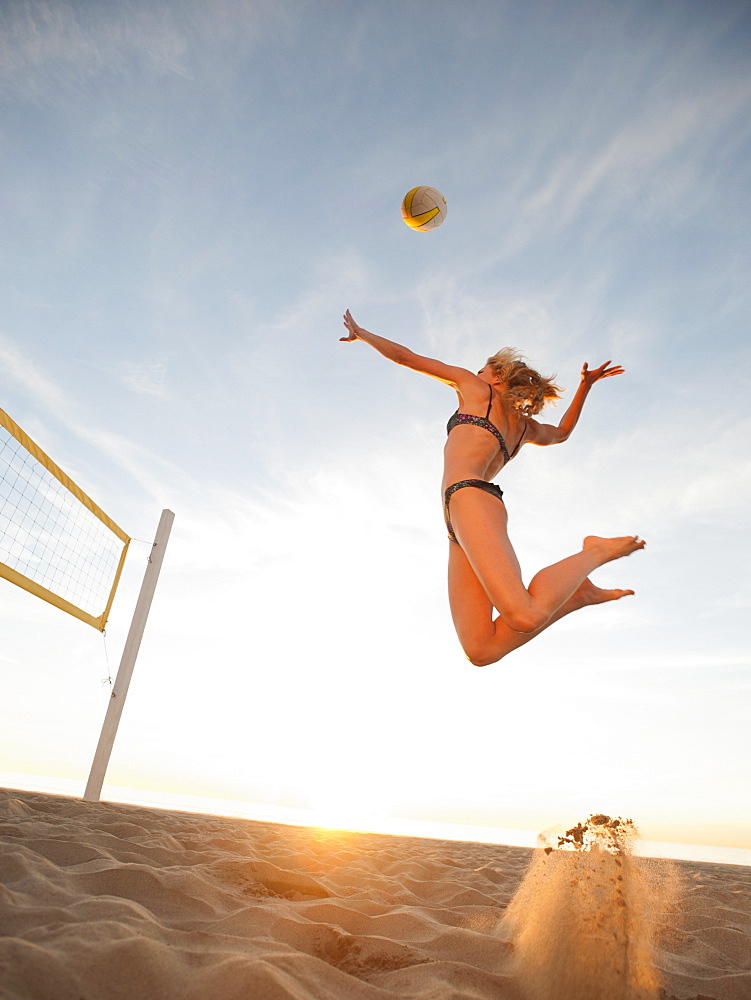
(401, 186, 447, 232)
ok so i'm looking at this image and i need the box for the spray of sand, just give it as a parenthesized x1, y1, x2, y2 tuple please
(503, 815, 679, 1000)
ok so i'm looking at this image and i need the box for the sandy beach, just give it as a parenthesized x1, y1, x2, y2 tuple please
(1, 787, 749, 1000)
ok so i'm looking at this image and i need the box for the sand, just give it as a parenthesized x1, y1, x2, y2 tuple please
(1, 787, 749, 1000)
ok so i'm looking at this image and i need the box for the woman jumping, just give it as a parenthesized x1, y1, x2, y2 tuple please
(341, 309, 645, 666)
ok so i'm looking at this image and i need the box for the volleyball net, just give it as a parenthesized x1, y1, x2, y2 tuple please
(0, 407, 131, 632)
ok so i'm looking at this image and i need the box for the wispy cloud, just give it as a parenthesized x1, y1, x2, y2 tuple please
(120, 356, 169, 397)
(0, 1, 190, 101)
(470, 55, 751, 264)
(0, 0, 301, 105)
(416, 278, 562, 370)
(0, 333, 186, 506)
(0, 334, 74, 418)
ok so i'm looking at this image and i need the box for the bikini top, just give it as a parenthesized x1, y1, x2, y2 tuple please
(447, 384, 525, 465)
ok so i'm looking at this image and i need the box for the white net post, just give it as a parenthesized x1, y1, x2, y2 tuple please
(84, 508, 174, 803)
(1, 407, 174, 803)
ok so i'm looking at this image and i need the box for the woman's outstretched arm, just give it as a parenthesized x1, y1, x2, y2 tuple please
(526, 360, 625, 446)
(341, 309, 474, 389)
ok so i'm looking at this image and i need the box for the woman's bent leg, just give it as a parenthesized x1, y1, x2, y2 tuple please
(448, 538, 635, 665)
(447, 487, 644, 647)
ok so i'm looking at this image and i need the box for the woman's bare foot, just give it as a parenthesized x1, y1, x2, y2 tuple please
(583, 534, 645, 566)
(575, 577, 634, 608)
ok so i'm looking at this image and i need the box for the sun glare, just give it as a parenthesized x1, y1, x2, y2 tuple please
(306, 777, 396, 834)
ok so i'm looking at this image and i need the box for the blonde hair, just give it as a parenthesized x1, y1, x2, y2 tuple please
(486, 347, 562, 416)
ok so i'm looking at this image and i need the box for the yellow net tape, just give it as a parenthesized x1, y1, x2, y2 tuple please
(0, 408, 131, 631)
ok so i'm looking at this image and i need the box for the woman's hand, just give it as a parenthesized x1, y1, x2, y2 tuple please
(580, 361, 625, 387)
(340, 309, 363, 342)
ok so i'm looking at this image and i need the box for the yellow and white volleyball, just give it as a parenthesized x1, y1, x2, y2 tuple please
(401, 186, 447, 232)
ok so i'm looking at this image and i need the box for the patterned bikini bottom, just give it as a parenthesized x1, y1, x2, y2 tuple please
(443, 479, 505, 544)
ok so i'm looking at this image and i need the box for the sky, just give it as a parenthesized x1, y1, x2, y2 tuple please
(1, 0, 750, 854)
